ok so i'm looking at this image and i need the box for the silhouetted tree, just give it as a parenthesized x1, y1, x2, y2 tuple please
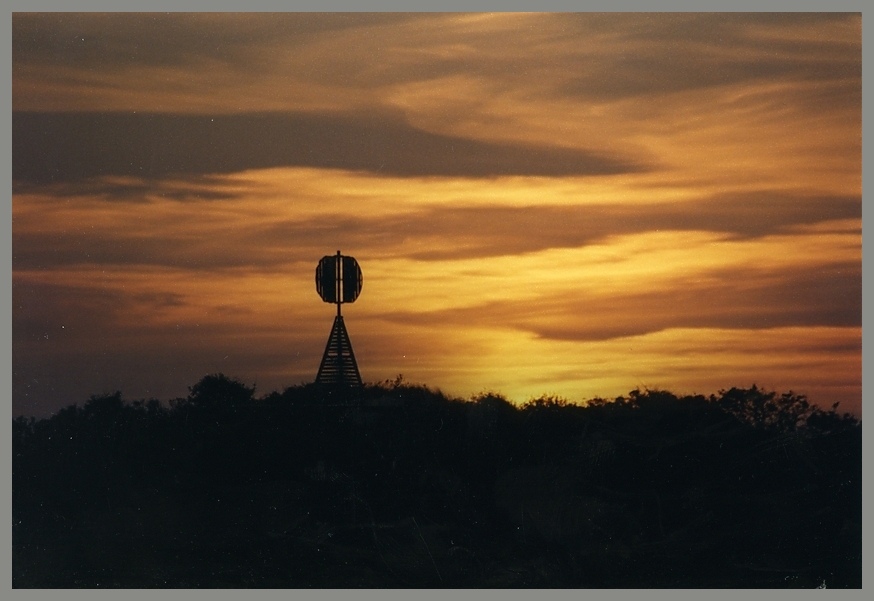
(186, 373, 255, 411)
(11, 376, 862, 588)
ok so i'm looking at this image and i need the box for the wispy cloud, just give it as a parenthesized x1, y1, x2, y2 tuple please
(11, 12, 861, 417)
(12, 172, 860, 272)
(375, 260, 861, 340)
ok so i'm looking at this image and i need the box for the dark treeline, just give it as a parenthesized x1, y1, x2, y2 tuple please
(13, 375, 861, 588)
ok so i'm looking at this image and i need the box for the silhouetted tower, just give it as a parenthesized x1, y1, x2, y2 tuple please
(314, 251, 363, 387)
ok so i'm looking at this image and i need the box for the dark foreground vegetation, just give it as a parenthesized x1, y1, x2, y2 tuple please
(13, 375, 861, 588)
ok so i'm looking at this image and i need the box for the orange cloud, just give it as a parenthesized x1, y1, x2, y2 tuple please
(11, 13, 861, 418)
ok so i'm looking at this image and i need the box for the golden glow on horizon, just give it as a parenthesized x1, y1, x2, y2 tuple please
(13, 163, 861, 413)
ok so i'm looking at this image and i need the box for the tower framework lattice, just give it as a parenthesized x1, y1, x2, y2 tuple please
(315, 315, 362, 387)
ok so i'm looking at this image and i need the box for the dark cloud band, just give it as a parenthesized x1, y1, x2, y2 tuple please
(12, 111, 645, 183)
(374, 261, 862, 341)
(12, 188, 860, 272)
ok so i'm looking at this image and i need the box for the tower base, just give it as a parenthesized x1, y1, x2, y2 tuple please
(315, 315, 363, 387)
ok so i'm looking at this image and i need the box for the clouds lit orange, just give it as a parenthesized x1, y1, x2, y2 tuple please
(12, 13, 861, 417)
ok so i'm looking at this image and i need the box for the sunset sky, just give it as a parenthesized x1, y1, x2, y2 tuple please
(11, 12, 862, 418)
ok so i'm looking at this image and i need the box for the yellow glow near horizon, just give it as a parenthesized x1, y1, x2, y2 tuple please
(13, 161, 861, 414)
